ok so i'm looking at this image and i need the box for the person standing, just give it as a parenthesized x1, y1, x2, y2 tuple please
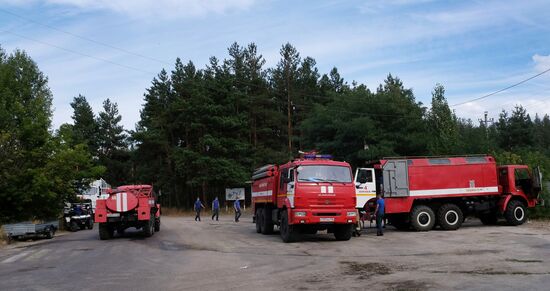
(211, 197, 220, 221)
(234, 199, 242, 222)
(194, 197, 205, 222)
(374, 193, 385, 236)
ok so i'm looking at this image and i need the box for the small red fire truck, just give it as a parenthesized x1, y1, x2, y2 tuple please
(354, 155, 542, 231)
(95, 185, 160, 240)
(252, 153, 357, 242)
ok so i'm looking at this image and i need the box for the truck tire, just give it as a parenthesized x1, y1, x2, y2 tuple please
(410, 205, 436, 231)
(261, 207, 274, 235)
(99, 223, 113, 240)
(87, 219, 94, 230)
(70, 221, 79, 232)
(437, 204, 463, 230)
(142, 216, 155, 237)
(255, 208, 263, 233)
(479, 211, 498, 225)
(280, 210, 296, 243)
(79, 224, 86, 230)
(504, 200, 527, 226)
(334, 224, 352, 241)
(154, 217, 161, 232)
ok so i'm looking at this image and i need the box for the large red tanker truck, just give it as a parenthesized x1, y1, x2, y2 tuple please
(252, 153, 357, 242)
(95, 185, 160, 240)
(353, 155, 542, 231)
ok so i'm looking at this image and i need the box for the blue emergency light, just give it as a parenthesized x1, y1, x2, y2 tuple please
(303, 154, 333, 160)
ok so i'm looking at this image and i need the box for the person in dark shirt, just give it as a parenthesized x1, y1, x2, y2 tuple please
(211, 197, 220, 221)
(234, 199, 242, 222)
(194, 198, 205, 221)
(374, 193, 385, 236)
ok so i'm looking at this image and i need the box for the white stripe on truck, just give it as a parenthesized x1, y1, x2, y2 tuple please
(409, 186, 498, 197)
(122, 192, 128, 212)
(252, 190, 272, 197)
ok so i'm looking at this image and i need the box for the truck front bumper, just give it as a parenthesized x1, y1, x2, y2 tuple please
(290, 208, 357, 225)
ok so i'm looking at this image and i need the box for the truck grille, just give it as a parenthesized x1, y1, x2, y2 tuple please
(314, 213, 339, 216)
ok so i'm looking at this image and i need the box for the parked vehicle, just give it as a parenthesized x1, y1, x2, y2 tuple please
(63, 202, 94, 231)
(354, 155, 542, 231)
(3, 221, 58, 243)
(94, 185, 160, 240)
(252, 152, 357, 242)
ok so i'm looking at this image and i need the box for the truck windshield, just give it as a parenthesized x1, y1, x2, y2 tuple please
(297, 165, 352, 183)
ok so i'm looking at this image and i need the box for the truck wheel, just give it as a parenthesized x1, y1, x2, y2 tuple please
(437, 204, 463, 230)
(280, 210, 296, 243)
(87, 219, 94, 230)
(479, 212, 498, 225)
(143, 216, 154, 237)
(79, 224, 86, 230)
(410, 205, 436, 231)
(154, 217, 161, 232)
(99, 223, 113, 240)
(45, 227, 55, 239)
(261, 207, 274, 235)
(334, 225, 352, 241)
(255, 209, 263, 233)
(70, 221, 79, 232)
(504, 200, 527, 226)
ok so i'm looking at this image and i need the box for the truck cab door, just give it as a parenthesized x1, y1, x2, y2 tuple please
(354, 168, 376, 208)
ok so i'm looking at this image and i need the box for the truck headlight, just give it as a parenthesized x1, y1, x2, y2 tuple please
(294, 211, 306, 217)
(347, 211, 357, 217)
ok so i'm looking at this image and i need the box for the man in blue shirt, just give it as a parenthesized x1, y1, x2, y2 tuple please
(194, 197, 205, 222)
(211, 197, 220, 221)
(374, 193, 385, 236)
(234, 199, 242, 222)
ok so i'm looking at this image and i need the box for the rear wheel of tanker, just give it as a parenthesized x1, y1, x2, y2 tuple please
(410, 205, 436, 231)
(438, 204, 463, 230)
(479, 211, 498, 225)
(154, 217, 161, 232)
(280, 210, 296, 243)
(99, 223, 113, 240)
(143, 216, 154, 237)
(255, 208, 263, 233)
(504, 200, 527, 226)
(334, 224, 352, 241)
(261, 207, 274, 235)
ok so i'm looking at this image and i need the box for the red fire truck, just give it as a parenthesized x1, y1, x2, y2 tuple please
(354, 155, 542, 231)
(252, 153, 357, 242)
(95, 185, 161, 240)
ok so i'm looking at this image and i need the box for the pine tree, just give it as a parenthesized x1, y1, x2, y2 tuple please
(97, 98, 129, 185)
(70, 94, 99, 153)
(427, 84, 459, 154)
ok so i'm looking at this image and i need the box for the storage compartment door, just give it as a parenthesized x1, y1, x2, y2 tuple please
(383, 160, 410, 197)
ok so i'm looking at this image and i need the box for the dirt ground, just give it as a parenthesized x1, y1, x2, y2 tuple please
(1, 214, 549, 290)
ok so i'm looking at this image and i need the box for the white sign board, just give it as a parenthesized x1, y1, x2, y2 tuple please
(226, 188, 245, 201)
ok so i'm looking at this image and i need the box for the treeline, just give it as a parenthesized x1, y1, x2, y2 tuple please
(1, 43, 549, 221)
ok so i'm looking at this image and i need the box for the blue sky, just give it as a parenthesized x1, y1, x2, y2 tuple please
(1, 0, 549, 130)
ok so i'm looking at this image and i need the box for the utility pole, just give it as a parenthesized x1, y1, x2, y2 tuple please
(478, 111, 494, 137)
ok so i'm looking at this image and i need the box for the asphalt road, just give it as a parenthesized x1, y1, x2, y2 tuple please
(1, 214, 550, 291)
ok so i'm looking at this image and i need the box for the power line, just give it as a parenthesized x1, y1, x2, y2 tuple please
(0, 8, 171, 65)
(2, 29, 157, 75)
(451, 67, 550, 107)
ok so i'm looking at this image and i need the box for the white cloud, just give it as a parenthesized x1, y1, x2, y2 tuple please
(533, 54, 550, 73)
(2, 0, 255, 19)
